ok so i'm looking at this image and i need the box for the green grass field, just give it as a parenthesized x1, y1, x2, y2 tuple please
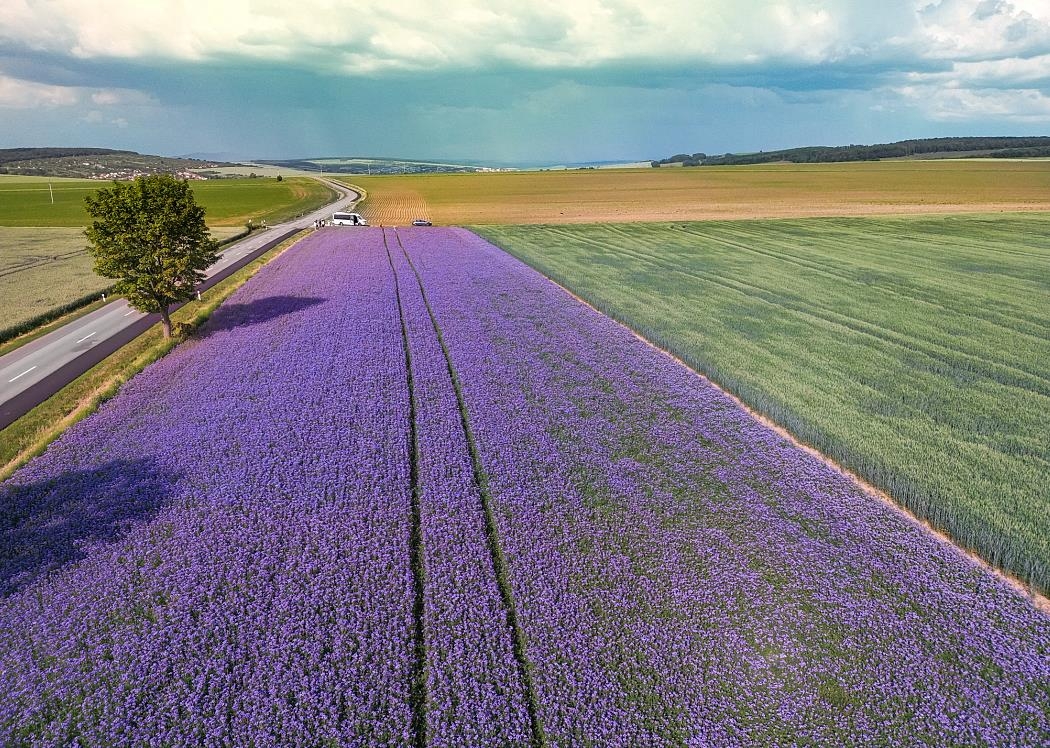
(476, 215, 1050, 593)
(0, 175, 333, 227)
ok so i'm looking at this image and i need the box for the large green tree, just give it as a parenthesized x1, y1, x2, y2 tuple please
(85, 174, 218, 337)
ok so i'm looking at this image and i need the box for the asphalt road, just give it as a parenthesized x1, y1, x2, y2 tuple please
(0, 179, 358, 431)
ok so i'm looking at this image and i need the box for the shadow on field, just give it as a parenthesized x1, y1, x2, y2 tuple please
(200, 295, 327, 337)
(0, 458, 178, 597)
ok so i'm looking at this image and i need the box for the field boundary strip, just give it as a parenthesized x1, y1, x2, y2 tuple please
(381, 230, 429, 748)
(393, 228, 548, 747)
(499, 238, 1050, 615)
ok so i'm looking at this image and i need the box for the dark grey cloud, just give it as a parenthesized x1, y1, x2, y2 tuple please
(1, 1, 1048, 161)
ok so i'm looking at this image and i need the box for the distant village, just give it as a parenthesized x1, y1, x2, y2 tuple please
(0, 162, 212, 180)
(82, 164, 209, 180)
(0, 148, 226, 180)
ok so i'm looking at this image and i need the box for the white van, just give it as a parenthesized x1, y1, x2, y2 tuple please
(331, 211, 368, 226)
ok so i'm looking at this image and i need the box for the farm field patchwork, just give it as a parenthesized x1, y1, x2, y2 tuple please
(476, 216, 1050, 594)
(343, 159, 1050, 225)
(0, 226, 244, 336)
(0, 175, 333, 228)
(1, 227, 1047, 745)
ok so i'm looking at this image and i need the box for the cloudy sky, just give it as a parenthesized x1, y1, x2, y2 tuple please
(1, 0, 1048, 163)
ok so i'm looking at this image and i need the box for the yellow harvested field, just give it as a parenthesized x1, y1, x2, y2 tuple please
(354, 185, 429, 226)
(341, 160, 1050, 225)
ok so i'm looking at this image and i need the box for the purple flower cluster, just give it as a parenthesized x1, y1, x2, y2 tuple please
(2, 224, 1048, 746)
(397, 226, 1050, 746)
(2, 230, 418, 745)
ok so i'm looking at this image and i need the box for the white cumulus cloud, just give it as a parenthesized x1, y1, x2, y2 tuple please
(1, 1, 1048, 124)
(896, 82, 1050, 120)
(0, 1, 997, 71)
(916, 0, 1050, 60)
(0, 74, 79, 108)
(0, 71, 151, 111)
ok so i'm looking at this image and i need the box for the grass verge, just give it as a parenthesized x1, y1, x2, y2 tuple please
(0, 231, 306, 481)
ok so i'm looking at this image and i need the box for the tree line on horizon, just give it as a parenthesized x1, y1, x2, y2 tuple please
(651, 136, 1050, 167)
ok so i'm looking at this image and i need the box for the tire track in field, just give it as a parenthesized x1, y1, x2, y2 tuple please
(601, 220, 1050, 349)
(394, 229, 546, 748)
(599, 220, 1050, 347)
(0, 249, 90, 279)
(669, 222, 1050, 337)
(665, 223, 1050, 368)
(381, 230, 428, 748)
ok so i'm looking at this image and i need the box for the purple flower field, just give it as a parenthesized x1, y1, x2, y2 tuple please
(2, 226, 1048, 746)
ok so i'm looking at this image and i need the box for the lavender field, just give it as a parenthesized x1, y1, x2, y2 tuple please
(1, 227, 1047, 746)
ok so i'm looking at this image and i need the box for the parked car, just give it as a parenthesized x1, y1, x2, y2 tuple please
(411, 219, 433, 226)
(332, 212, 368, 226)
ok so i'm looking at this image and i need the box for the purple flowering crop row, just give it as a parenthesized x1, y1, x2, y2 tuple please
(1, 231, 420, 745)
(2, 224, 1048, 746)
(396, 226, 1050, 746)
(1, 227, 542, 747)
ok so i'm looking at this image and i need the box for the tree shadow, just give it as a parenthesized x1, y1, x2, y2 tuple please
(199, 295, 327, 336)
(0, 458, 178, 597)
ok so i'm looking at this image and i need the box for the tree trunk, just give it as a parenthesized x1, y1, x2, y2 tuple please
(159, 305, 172, 338)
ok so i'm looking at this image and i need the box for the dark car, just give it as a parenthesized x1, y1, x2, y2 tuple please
(411, 219, 433, 226)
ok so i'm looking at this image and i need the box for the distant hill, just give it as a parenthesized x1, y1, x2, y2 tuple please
(0, 147, 235, 179)
(653, 137, 1050, 167)
(256, 156, 513, 175)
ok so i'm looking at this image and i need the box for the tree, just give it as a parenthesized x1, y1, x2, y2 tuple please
(85, 174, 218, 338)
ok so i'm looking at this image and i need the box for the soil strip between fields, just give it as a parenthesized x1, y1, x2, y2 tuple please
(394, 229, 547, 747)
(516, 244, 1050, 616)
(382, 231, 429, 748)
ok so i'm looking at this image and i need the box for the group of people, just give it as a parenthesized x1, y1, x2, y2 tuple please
(312, 219, 329, 229)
